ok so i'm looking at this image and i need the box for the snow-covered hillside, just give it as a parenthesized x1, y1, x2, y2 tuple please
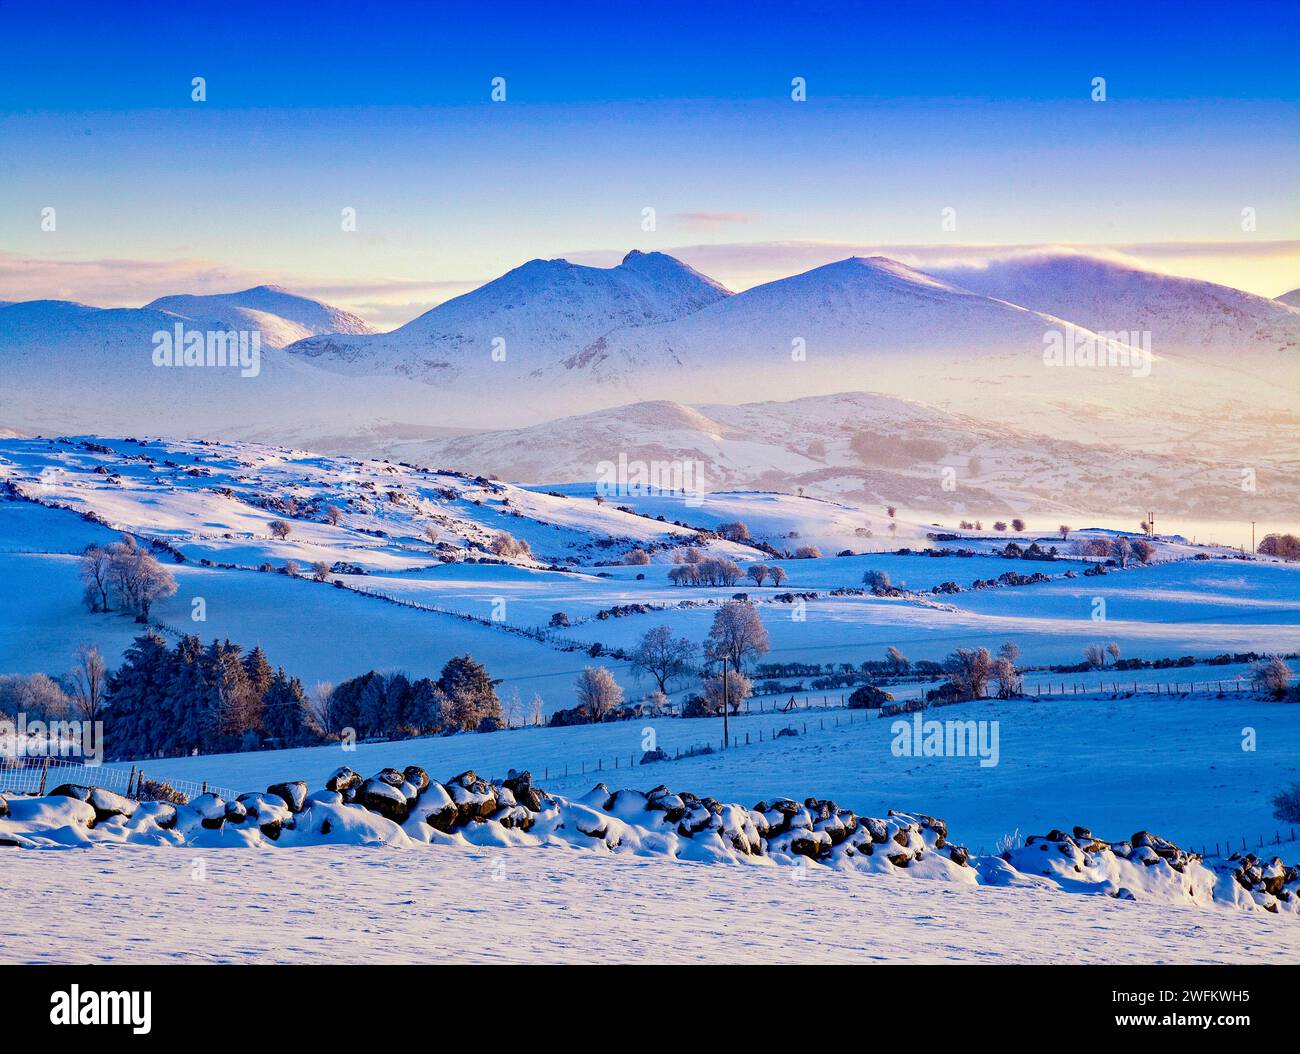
(389, 391, 1295, 521)
(285, 250, 730, 383)
(932, 252, 1300, 375)
(1, 434, 1295, 711)
(146, 285, 376, 348)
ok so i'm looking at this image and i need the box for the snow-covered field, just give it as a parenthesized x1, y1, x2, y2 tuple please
(5, 841, 1297, 965)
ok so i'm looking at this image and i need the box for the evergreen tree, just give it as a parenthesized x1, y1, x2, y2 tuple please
(436, 655, 501, 731)
(103, 630, 172, 759)
(262, 668, 316, 746)
(383, 672, 411, 735)
(242, 644, 274, 701)
(166, 635, 209, 756)
(406, 677, 445, 735)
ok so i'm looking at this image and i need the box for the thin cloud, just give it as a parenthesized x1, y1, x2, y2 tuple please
(669, 212, 755, 230)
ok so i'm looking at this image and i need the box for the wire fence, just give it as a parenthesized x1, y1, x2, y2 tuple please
(0, 755, 236, 803)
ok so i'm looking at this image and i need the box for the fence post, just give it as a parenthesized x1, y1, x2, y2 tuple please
(38, 755, 51, 795)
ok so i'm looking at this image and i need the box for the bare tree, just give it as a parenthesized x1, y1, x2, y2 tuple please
(706, 600, 770, 672)
(1106, 641, 1121, 666)
(717, 521, 751, 543)
(325, 506, 343, 526)
(993, 521, 1008, 532)
(998, 641, 1021, 665)
(311, 560, 331, 581)
(307, 681, 335, 732)
(1011, 518, 1026, 532)
(422, 522, 440, 546)
(69, 644, 108, 723)
(793, 545, 822, 559)
(528, 693, 545, 727)
(630, 625, 694, 693)
(575, 666, 623, 721)
(747, 564, 769, 587)
(625, 548, 650, 565)
(79, 544, 112, 612)
(1083, 643, 1107, 669)
(768, 565, 787, 587)
(269, 519, 292, 540)
(1131, 538, 1156, 564)
(1059, 525, 1072, 541)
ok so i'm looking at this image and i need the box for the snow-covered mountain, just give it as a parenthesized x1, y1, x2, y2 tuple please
(146, 285, 376, 348)
(284, 250, 730, 381)
(930, 253, 1300, 372)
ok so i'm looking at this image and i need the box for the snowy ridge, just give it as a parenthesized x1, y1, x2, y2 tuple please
(284, 250, 731, 382)
(3, 767, 1296, 919)
(146, 285, 377, 348)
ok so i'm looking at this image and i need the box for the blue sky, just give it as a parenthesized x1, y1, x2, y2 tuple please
(1, 0, 1296, 323)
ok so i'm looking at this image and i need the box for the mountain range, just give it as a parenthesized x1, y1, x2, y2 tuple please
(0, 249, 1295, 521)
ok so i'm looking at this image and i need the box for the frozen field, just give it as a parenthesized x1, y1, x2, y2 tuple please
(3, 840, 1297, 965)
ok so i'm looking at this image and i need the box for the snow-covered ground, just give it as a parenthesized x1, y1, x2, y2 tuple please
(4, 841, 1297, 964)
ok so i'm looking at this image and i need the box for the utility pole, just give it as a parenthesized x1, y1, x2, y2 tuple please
(1147, 511, 1155, 538)
(722, 656, 730, 750)
(1251, 521, 1256, 554)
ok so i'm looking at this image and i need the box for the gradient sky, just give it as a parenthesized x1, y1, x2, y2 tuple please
(1, 0, 1296, 325)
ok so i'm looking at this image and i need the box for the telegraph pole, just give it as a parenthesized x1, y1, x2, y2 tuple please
(722, 656, 730, 749)
(1251, 521, 1256, 554)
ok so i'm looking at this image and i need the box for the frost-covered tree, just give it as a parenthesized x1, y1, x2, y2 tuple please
(1251, 655, 1293, 699)
(575, 666, 623, 721)
(793, 545, 822, 559)
(746, 564, 769, 587)
(69, 643, 108, 724)
(717, 521, 751, 543)
(768, 565, 787, 586)
(863, 569, 891, 593)
(268, 519, 292, 540)
(706, 600, 770, 672)
(946, 647, 992, 699)
(885, 645, 910, 674)
(701, 669, 752, 715)
(437, 654, 501, 731)
(1083, 643, 1107, 669)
